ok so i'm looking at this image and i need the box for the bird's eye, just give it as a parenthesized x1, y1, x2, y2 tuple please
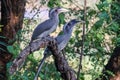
(55, 9, 58, 12)
(68, 23, 71, 26)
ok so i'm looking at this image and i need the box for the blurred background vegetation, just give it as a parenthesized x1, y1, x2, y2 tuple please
(1, 0, 120, 80)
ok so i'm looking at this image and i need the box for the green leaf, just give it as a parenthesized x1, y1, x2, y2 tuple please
(47, 0, 61, 8)
(59, 13, 65, 25)
(98, 11, 108, 19)
(7, 46, 14, 53)
(116, 37, 120, 46)
(47, 0, 54, 8)
(107, 0, 112, 3)
(40, 73, 45, 79)
(108, 22, 119, 32)
(96, 33, 103, 41)
(94, 20, 104, 29)
(7, 62, 12, 69)
(106, 70, 114, 76)
(88, 9, 97, 17)
(96, 3, 103, 10)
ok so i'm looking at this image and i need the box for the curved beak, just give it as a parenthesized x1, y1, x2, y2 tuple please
(80, 20, 85, 23)
(76, 20, 85, 23)
(75, 20, 80, 23)
(58, 8, 69, 13)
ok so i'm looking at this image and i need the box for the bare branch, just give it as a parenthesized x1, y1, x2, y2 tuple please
(77, 0, 86, 80)
(48, 40, 77, 80)
(9, 37, 53, 74)
(10, 36, 77, 80)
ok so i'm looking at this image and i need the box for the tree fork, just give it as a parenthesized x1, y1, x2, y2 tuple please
(48, 40, 77, 80)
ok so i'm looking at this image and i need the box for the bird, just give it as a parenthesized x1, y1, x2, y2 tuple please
(34, 19, 85, 80)
(9, 7, 69, 75)
(30, 7, 69, 43)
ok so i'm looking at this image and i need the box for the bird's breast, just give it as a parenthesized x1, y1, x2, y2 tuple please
(37, 23, 58, 39)
(50, 23, 58, 32)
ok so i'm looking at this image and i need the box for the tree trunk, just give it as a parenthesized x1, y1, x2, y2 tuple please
(96, 46, 120, 80)
(0, 0, 26, 79)
(105, 47, 120, 80)
(96, 0, 120, 79)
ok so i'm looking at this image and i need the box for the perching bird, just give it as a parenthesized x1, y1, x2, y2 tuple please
(9, 7, 69, 75)
(30, 7, 69, 43)
(34, 19, 85, 80)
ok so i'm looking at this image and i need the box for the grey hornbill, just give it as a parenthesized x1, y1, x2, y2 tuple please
(34, 19, 85, 80)
(30, 7, 69, 43)
(9, 7, 69, 74)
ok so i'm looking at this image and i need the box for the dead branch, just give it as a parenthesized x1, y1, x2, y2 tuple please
(10, 36, 77, 80)
(48, 40, 77, 80)
(9, 37, 53, 74)
(77, 0, 86, 80)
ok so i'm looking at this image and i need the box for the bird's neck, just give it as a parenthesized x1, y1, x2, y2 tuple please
(50, 15, 59, 22)
(64, 31, 72, 39)
(64, 29, 73, 35)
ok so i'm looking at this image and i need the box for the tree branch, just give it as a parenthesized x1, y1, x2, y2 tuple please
(48, 40, 77, 80)
(10, 36, 77, 80)
(9, 37, 53, 74)
(77, 0, 86, 80)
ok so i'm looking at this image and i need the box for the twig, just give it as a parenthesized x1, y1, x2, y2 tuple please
(77, 0, 86, 80)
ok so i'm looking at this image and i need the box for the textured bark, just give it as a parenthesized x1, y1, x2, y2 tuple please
(10, 37, 77, 80)
(48, 40, 77, 80)
(96, 46, 120, 80)
(0, 0, 26, 79)
(9, 37, 53, 74)
(1, 0, 26, 39)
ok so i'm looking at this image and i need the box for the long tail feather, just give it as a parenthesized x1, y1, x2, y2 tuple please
(34, 56, 46, 80)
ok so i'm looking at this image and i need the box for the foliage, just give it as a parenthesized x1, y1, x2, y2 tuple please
(7, 0, 120, 80)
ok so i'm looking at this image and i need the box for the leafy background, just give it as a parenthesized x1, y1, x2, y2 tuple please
(4, 0, 120, 80)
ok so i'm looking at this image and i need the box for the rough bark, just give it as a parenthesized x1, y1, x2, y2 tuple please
(48, 40, 77, 80)
(96, 46, 120, 80)
(10, 37, 77, 80)
(0, 0, 26, 79)
(1, 0, 26, 40)
(9, 37, 52, 74)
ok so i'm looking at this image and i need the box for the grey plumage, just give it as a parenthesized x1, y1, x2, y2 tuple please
(56, 19, 80, 52)
(31, 7, 69, 42)
(34, 19, 84, 80)
(31, 15, 58, 41)
(9, 7, 69, 75)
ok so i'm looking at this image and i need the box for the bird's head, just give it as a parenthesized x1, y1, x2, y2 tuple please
(49, 7, 69, 18)
(63, 19, 85, 33)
